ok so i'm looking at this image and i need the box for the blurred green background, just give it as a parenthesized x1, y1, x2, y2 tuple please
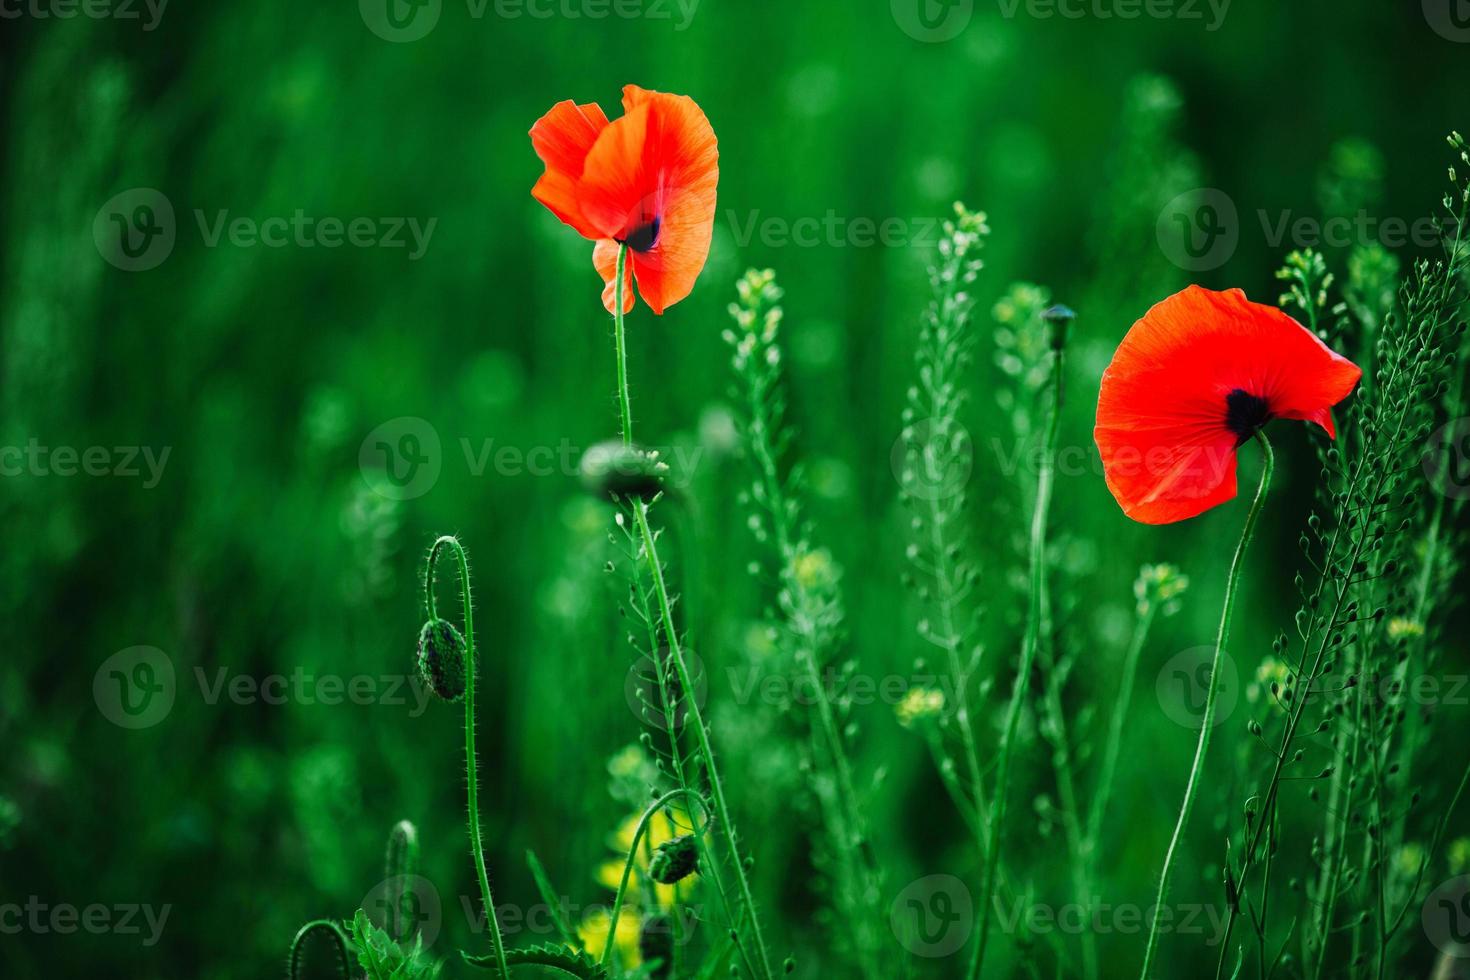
(1, 1, 1467, 976)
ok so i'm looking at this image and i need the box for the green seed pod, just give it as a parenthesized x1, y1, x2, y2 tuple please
(648, 834, 699, 884)
(638, 913, 675, 980)
(418, 618, 468, 701)
(579, 440, 668, 501)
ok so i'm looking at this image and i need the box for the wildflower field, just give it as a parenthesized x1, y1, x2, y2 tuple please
(4, 3, 1470, 978)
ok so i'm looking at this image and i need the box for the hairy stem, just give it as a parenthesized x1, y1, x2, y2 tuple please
(427, 535, 510, 978)
(1139, 432, 1274, 979)
(610, 244, 774, 980)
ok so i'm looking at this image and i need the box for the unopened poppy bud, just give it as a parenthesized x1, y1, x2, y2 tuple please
(1040, 304, 1076, 351)
(418, 618, 468, 701)
(649, 834, 699, 884)
(580, 440, 668, 501)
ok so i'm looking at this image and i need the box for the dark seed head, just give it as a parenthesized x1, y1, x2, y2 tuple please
(580, 440, 668, 501)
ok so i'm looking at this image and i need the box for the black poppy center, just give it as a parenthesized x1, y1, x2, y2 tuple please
(623, 216, 661, 253)
(1225, 388, 1272, 444)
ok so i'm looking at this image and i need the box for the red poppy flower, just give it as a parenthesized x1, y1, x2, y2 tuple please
(1095, 286, 1362, 525)
(530, 85, 719, 315)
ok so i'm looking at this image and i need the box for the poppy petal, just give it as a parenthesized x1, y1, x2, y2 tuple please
(594, 239, 635, 315)
(530, 100, 611, 240)
(1095, 285, 1361, 524)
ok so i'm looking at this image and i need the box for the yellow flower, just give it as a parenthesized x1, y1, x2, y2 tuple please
(896, 686, 946, 728)
(600, 806, 690, 906)
(1387, 617, 1424, 640)
(576, 906, 641, 967)
(1248, 657, 1290, 710)
(608, 745, 645, 780)
(791, 547, 836, 591)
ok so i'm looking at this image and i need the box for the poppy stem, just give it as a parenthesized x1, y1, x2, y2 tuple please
(428, 535, 511, 979)
(1138, 431, 1274, 980)
(613, 244, 634, 443)
(601, 789, 712, 968)
(608, 244, 776, 980)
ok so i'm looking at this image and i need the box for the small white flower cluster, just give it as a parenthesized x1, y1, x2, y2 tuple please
(723, 268, 785, 371)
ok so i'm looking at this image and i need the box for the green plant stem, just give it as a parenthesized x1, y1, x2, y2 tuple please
(1082, 600, 1159, 976)
(1089, 603, 1157, 850)
(1138, 432, 1274, 980)
(602, 789, 712, 967)
(970, 341, 1066, 979)
(609, 244, 775, 980)
(427, 535, 510, 979)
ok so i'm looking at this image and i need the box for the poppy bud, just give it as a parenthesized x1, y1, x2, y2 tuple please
(1040, 304, 1076, 351)
(580, 440, 668, 501)
(649, 834, 699, 884)
(418, 618, 468, 701)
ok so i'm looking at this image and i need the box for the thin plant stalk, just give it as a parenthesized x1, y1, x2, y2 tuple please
(970, 332, 1066, 978)
(609, 243, 775, 980)
(1138, 432, 1274, 979)
(426, 535, 510, 978)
